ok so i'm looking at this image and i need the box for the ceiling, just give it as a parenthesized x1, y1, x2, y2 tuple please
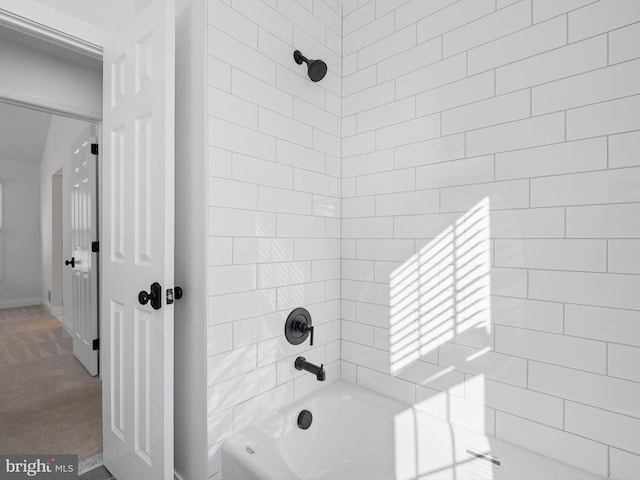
(0, 102, 52, 163)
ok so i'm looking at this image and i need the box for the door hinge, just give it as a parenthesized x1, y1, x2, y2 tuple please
(91, 241, 99, 253)
(91, 143, 99, 155)
(92, 338, 99, 350)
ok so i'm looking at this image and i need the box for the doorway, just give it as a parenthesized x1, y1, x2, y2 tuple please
(0, 103, 103, 466)
(0, 2, 179, 477)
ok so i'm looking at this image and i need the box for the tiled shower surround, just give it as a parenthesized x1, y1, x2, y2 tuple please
(206, 0, 342, 475)
(206, 0, 640, 478)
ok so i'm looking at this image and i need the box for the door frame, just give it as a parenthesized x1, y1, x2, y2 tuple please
(0, 19, 104, 352)
(0, 8, 102, 122)
(0, 0, 109, 447)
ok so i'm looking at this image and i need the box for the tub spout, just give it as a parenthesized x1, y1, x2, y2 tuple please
(295, 356, 325, 381)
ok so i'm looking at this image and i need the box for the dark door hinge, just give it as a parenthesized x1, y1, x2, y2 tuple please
(92, 338, 99, 350)
(91, 241, 99, 253)
(91, 143, 99, 155)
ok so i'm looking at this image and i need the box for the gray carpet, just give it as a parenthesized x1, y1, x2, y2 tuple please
(0, 306, 102, 459)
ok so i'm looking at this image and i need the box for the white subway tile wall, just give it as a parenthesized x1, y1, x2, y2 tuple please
(340, 1, 640, 478)
(206, 1, 341, 477)
(206, 0, 640, 478)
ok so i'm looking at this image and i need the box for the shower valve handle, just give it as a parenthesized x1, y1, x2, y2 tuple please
(294, 320, 314, 346)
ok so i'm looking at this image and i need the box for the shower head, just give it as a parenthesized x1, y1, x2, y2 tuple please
(293, 50, 327, 82)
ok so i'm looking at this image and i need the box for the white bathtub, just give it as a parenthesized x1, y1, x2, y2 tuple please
(222, 381, 603, 480)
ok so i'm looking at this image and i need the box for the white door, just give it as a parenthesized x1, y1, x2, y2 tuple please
(101, 0, 175, 478)
(71, 126, 99, 376)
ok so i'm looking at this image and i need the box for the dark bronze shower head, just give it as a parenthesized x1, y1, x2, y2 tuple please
(293, 50, 327, 82)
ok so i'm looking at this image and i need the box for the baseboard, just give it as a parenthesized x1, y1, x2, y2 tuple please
(78, 452, 103, 475)
(42, 300, 63, 317)
(0, 297, 41, 309)
(41, 298, 54, 314)
(59, 315, 73, 336)
(41, 298, 72, 334)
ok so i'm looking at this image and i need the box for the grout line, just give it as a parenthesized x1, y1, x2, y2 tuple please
(493, 154, 497, 181)
(344, 80, 640, 136)
(210, 199, 640, 224)
(490, 408, 628, 461)
(491, 238, 496, 267)
(494, 411, 497, 436)
(531, 0, 534, 27)
(346, 0, 461, 48)
(493, 68, 497, 96)
(463, 132, 467, 157)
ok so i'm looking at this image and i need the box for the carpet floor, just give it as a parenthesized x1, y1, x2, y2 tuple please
(0, 305, 102, 459)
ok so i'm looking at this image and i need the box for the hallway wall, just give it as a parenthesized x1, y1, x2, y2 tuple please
(0, 159, 41, 307)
